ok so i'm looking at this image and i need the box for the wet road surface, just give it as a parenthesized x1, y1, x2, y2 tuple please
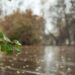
(0, 46, 75, 75)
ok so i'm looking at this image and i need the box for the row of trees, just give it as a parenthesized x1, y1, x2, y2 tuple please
(41, 0, 75, 45)
(53, 0, 75, 45)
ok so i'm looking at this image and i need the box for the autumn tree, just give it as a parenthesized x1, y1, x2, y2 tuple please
(0, 10, 44, 45)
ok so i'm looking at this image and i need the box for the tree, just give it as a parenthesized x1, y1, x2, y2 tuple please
(41, 0, 75, 45)
(45, 0, 75, 45)
(55, 0, 75, 45)
(0, 10, 44, 45)
(71, 0, 75, 18)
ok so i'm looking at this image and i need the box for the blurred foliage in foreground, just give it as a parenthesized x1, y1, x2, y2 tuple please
(0, 32, 21, 55)
(0, 10, 44, 45)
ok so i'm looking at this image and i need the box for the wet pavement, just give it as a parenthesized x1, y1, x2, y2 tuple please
(0, 46, 75, 75)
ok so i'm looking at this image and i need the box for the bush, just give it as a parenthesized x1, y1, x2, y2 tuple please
(8, 26, 41, 45)
(0, 10, 44, 45)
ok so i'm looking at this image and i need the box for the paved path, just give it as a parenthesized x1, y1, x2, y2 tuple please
(0, 46, 75, 75)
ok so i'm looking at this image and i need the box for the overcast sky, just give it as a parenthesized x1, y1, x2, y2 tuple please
(2, 0, 56, 15)
(2, 0, 41, 15)
(1, 0, 71, 34)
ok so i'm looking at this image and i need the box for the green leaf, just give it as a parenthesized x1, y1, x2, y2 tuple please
(3, 35, 11, 42)
(0, 32, 11, 42)
(16, 48, 20, 54)
(12, 40, 21, 45)
(15, 45, 20, 54)
(1, 44, 6, 52)
(0, 32, 4, 38)
(6, 45, 13, 55)
(0, 32, 21, 55)
(0, 41, 4, 45)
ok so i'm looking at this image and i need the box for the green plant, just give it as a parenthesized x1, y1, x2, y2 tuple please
(0, 32, 21, 55)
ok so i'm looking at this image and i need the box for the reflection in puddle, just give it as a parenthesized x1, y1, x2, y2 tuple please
(44, 47, 59, 75)
(44, 47, 53, 75)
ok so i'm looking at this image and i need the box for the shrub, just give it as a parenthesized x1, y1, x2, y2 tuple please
(8, 26, 41, 45)
(0, 10, 44, 45)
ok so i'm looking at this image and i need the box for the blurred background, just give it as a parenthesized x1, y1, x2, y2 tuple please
(0, 0, 75, 45)
(0, 0, 75, 75)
